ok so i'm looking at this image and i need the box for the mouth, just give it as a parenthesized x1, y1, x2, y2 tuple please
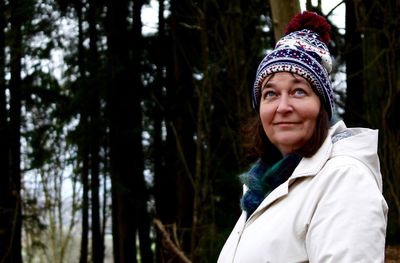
(274, 122, 300, 125)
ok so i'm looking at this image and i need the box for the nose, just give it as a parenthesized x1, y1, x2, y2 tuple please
(276, 95, 293, 113)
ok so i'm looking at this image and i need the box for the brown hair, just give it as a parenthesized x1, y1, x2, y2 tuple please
(242, 106, 330, 164)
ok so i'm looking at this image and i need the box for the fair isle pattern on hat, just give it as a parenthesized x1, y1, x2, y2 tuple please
(253, 44, 334, 118)
(252, 12, 335, 119)
(276, 29, 332, 73)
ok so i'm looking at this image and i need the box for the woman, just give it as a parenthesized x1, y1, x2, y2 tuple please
(218, 11, 388, 262)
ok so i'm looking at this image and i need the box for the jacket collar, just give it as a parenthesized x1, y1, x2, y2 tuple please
(291, 121, 347, 179)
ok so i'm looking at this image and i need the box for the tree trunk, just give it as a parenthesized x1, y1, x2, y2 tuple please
(106, 0, 152, 261)
(269, 0, 300, 42)
(153, 0, 177, 261)
(107, 1, 136, 259)
(0, 0, 12, 260)
(7, 0, 23, 261)
(0, 0, 6, 173)
(75, 1, 90, 262)
(106, 0, 134, 261)
(78, 98, 89, 257)
(131, 1, 153, 262)
(167, 0, 197, 257)
(356, 0, 400, 242)
(189, 5, 214, 259)
(80, 149, 90, 263)
(343, 0, 365, 126)
(88, 0, 104, 261)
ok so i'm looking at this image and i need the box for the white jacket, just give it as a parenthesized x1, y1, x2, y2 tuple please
(218, 121, 388, 263)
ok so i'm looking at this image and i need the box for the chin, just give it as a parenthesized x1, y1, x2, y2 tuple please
(274, 135, 303, 144)
(273, 137, 303, 151)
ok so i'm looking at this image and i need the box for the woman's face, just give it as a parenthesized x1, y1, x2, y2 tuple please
(259, 72, 321, 156)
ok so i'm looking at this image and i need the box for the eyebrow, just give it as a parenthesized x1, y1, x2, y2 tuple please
(261, 77, 311, 91)
(292, 77, 310, 86)
(261, 82, 274, 91)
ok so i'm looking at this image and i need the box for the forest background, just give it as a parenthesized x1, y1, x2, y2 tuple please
(1, 0, 399, 262)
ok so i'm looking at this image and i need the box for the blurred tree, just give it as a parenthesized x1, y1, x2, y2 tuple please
(0, 0, 12, 259)
(18, 0, 84, 260)
(71, 1, 90, 262)
(131, 1, 153, 262)
(166, 0, 198, 258)
(152, 0, 274, 261)
(343, 0, 365, 126)
(269, 0, 300, 41)
(87, 0, 104, 261)
(57, 0, 108, 261)
(352, 0, 400, 243)
(5, 0, 26, 260)
(202, 0, 273, 259)
(105, 0, 153, 261)
(152, 0, 176, 261)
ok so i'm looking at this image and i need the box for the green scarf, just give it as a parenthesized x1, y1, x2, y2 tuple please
(240, 154, 302, 218)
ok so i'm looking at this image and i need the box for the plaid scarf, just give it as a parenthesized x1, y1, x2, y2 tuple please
(240, 154, 302, 218)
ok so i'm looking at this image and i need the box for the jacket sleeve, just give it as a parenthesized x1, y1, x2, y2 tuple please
(306, 158, 388, 263)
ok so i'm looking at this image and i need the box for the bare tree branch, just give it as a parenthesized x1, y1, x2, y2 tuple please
(154, 219, 192, 263)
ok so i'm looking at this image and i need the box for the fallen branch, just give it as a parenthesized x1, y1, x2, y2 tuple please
(154, 219, 192, 263)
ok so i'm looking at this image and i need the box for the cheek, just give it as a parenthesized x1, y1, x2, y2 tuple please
(303, 109, 320, 135)
(301, 100, 320, 122)
(307, 108, 320, 124)
(259, 108, 274, 132)
(259, 104, 275, 123)
(259, 108, 276, 142)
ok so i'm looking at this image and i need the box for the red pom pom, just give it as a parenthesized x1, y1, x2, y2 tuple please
(284, 11, 331, 45)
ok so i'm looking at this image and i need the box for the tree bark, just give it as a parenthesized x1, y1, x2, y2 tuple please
(154, 219, 192, 263)
(107, 0, 136, 258)
(106, 0, 133, 261)
(167, 0, 197, 257)
(6, 0, 23, 261)
(88, 0, 104, 261)
(0, 0, 12, 260)
(355, 0, 400, 242)
(75, 1, 90, 262)
(153, 0, 180, 261)
(131, 1, 153, 262)
(269, 0, 301, 42)
(80, 150, 90, 263)
(106, 0, 152, 261)
(343, 0, 365, 126)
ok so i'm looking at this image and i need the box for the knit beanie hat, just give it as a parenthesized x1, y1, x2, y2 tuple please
(252, 11, 335, 119)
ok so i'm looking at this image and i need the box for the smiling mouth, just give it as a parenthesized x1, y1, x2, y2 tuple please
(274, 122, 299, 125)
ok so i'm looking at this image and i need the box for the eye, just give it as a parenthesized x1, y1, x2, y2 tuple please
(293, 88, 306, 97)
(262, 90, 276, 100)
